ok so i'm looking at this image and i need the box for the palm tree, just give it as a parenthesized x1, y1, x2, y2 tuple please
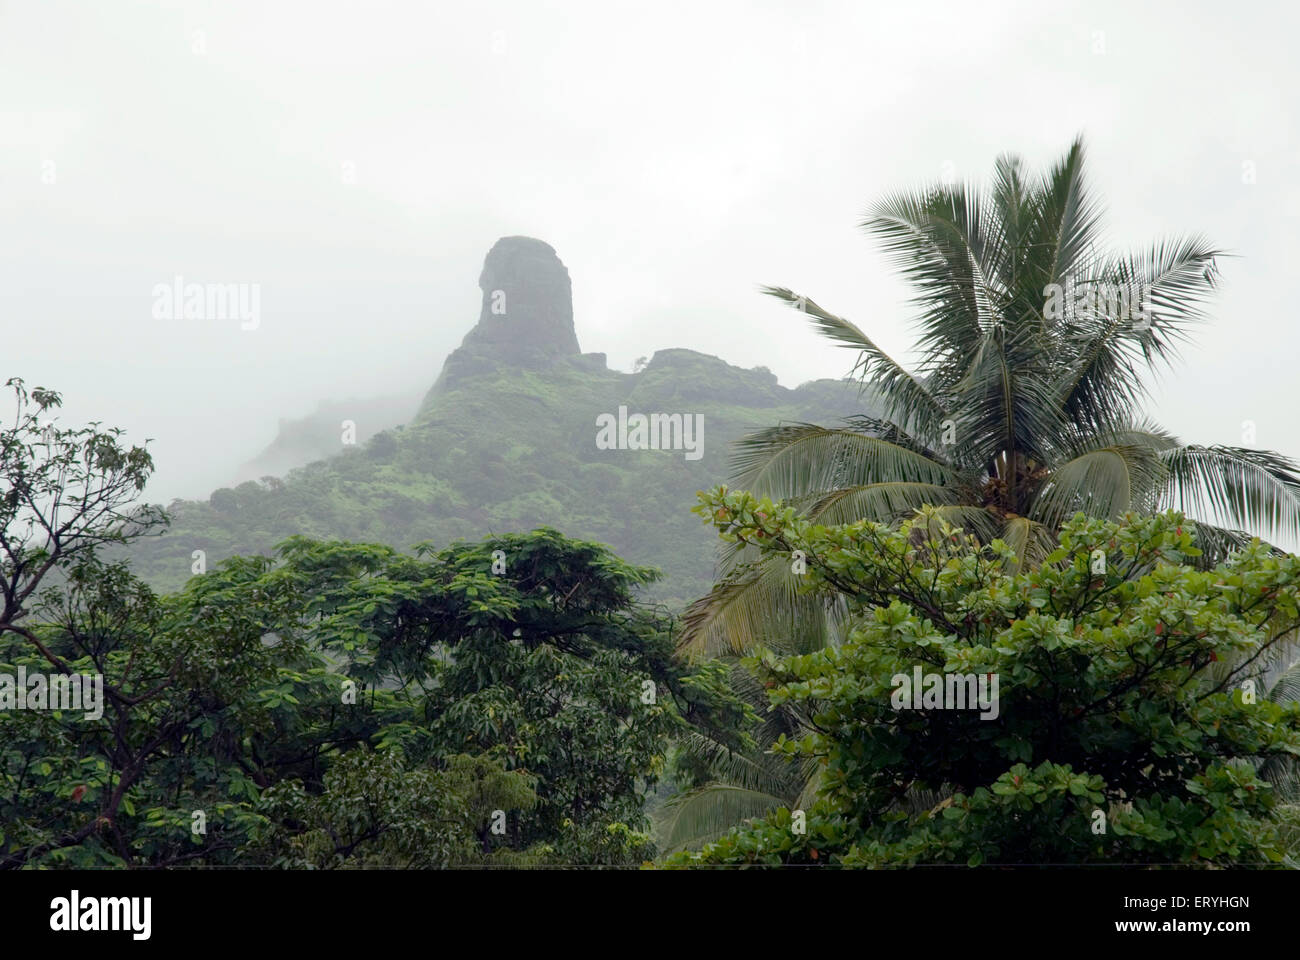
(681, 137, 1300, 659)
(661, 139, 1300, 852)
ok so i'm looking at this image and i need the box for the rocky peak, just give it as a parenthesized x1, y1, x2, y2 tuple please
(433, 237, 582, 392)
(464, 237, 580, 357)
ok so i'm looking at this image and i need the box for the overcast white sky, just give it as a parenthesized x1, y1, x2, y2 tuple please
(2, 0, 1296, 503)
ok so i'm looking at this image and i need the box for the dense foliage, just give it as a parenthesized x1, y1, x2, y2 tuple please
(668, 488, 1300, 867)
(1, 379, 739, 867)
(1, 524, 696, 867)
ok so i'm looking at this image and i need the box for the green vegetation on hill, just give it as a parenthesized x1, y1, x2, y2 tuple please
(125, 349, 879, 606)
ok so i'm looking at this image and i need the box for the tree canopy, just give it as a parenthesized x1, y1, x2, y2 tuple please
(668, 489, 1300, 867)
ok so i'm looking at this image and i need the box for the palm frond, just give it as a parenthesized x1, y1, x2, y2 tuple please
(807, 481, 962, 526)
(672, 729, 802, 800)
(1031, 443, 1164, 529)
(1253, 659, 1300, 801)
(863, 183, 1006, 368)
(1267, 659, 1300, 706)
(1030, 136, 1105, 296)
(997, 514, 1056, 570)
(1053, 236, 1223, 435)
(955, 322, 1072, 467)
(653, 783, 791, 855)
(1157, 445, 1300, 546)
(1181, 518, 1262, 568)
(729, 422, 962, 502)
(677, 555, 844, 659)
(762, 286, 950, 434)
(924, 504, 1003, 543)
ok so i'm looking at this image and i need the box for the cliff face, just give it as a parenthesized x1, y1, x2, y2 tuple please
(469, 236, 580, 358)
(128, 237, 878, 603)
(433, 237, 582, 393)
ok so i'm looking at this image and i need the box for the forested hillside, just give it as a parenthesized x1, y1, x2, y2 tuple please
(124, 237, 876, 605)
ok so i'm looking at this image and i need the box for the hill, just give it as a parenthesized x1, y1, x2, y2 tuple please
(126, 237, 876, 605)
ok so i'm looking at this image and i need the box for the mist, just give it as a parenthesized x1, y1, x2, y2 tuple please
(2, 0, 1296, 505)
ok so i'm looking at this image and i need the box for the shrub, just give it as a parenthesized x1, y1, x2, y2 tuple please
(668, 490, 1300, 867)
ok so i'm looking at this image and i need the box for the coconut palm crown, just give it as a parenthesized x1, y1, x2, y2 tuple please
(681, 138, 1300, 658)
